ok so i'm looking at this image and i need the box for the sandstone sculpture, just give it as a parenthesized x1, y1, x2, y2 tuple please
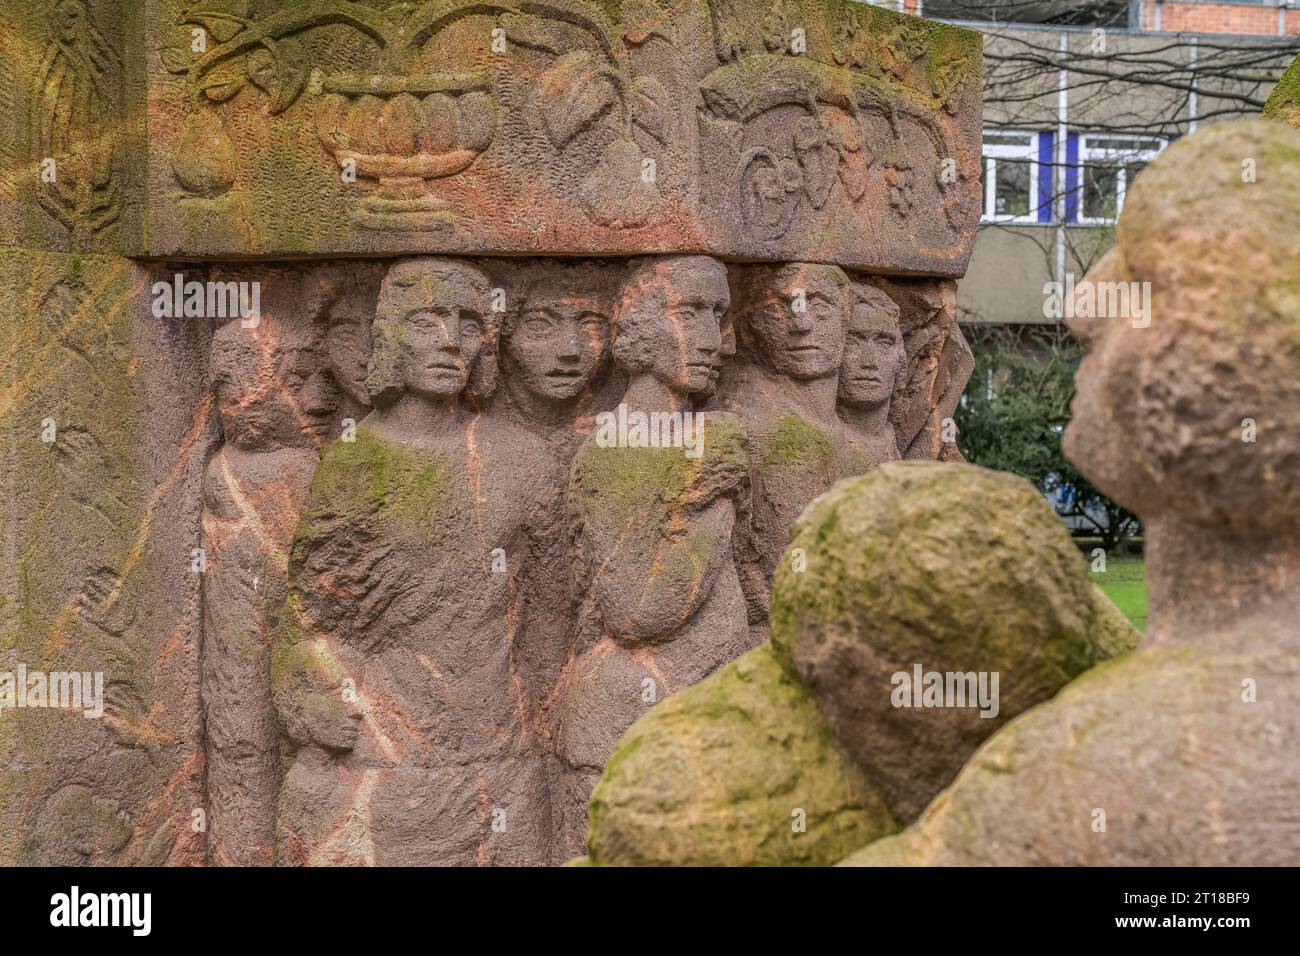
(0, 0, 984, 865)
(552, 256, 754, 857)
(839, 281, 906, 466)
(274, 257, 561, 865)
(204, 305, 335, 867)
(1264, 51, 1300, 128)
(581, 461, 1138, 866)
(202, 264, 380, 866)
(842, 119, 1300, 866)
(720, 262, 856, 622)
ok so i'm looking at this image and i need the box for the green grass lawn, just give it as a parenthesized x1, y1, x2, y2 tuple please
(1089, 554, 1147, 631)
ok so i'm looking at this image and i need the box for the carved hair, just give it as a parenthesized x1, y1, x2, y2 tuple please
(503, 265, 612, 341)
(612, 256, 728, 374)
(367, 256, 499, 408)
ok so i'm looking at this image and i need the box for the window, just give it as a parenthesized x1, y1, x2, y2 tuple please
(981, 130, 1041, 224)
(1076, 135, 1165, 225)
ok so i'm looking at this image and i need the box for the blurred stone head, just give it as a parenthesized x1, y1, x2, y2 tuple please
(503, 270, 610, 403)
(737, 262, 849, 380)
(840, 283, 907, 410)
(770, 461, 1106, 820)
(367, 257, 497, 408)
(1063, 120, 1300, 537)
(211, 311, 338, 451)
(613, 256, 730, 397)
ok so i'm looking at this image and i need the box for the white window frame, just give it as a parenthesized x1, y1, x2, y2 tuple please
(1076, 134, 1166, 226)
(981, 130, 1040, 225)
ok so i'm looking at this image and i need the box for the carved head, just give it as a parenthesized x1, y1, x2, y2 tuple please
(771, 461, 1102, 820)
(51, 0, 89, 43)
(737, 262, 849, 380)
(613, 256, 730, 396)
(367, 257, 497, 408)
(211, 312, 339, 452)
(704, 303, 738, 399)
(503, 271, 610, 402)
(839, 283, 907, 409)
(322, 268, 382, 417)
(1063, 121, 1300, 536)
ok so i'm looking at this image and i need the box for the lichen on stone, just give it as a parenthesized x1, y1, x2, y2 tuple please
(586, 643, 897, 867)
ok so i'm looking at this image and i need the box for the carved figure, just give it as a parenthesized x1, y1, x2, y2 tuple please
(718, 261, 861, 620)
(202, 267, 378, 866)
(273, 257, 550, 866)
(552, 255, 753, 859)
(839, 281, 905, 465)
(845, 120, 1300, 866)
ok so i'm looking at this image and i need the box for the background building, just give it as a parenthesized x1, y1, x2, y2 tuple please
(871, 0, 1300, 326)
(862, 1, 1296, 551)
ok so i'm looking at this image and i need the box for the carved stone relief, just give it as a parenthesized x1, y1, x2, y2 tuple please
(132, 0, 981, 267)
(179, 253, 973, 864)
(0, 0, 983, 868)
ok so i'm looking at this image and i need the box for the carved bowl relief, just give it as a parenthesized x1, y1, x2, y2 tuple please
(315, 76, 499, 233)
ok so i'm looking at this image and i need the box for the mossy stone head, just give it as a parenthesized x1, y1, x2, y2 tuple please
(770, 460, 1100, 819)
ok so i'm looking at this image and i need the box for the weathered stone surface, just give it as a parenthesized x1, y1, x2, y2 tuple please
(843, 120, 1300, 866)
(0, 247, 214, 864)
(552, 257, 756, 856)
(0, 1, 147, 255)
(876, 277, 972, 461)
(271, 257, 555, 865)
(0, 248, 976, 865)
(0, 0, 986, 869)
(201, 262, 382, 866)
(580, 460, 1135, 866)
(585, 642, 897, 867)
(716, 266, 949, 624)
(840, 634, 1299, 866)
(1089, 585, 1139, 662)
(1, 1, 982, 271)
(1264, 52, 1300, 128)
(770, 460, 1117, 821)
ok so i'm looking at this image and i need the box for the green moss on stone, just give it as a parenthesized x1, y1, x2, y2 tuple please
(761, 413, 834, 472)
(299, 426, 453, 541)
(573, 413, 748, 524)
(586, 642, 898, 867)
(1264, 53, 1300, 129)
(769, 461, 1096, 678)
(1089, 584, 1141, 660)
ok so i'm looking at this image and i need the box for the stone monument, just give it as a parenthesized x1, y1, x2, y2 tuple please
(0, 0, 983, 865)
(843, 119, 1300, 866)
(580, 461, 1139, 866)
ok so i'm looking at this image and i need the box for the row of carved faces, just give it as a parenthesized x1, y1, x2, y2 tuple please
(209, 255, 909, 447)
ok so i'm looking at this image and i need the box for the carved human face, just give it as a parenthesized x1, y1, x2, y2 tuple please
(1061, 248, 1147, 507)
(747, 264, 848, 380)
(617, 257, 730, 395)
(325, 317, 373, 412)
(383, 264, 487, 400)
(704, 307, 737, 398)
(211, 315, 339, 451)
(839, 294, 905, 408)
(506, 285, 609, 401)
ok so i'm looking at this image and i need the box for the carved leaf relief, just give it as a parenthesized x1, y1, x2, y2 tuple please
(539, 52, 620, 149)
